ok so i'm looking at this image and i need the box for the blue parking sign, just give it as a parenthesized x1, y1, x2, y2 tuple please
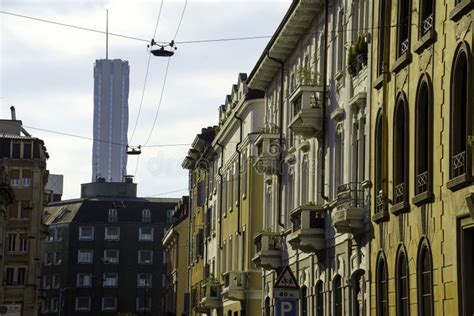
(275, 299, 297, 316)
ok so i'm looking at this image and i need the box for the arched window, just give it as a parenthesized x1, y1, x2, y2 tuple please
(450, 46, 470, 182)
(375, 111, 385, 213)
(352, 270, 365, 316)
(264, 297, 271, 316)
(301, 286, 308, 316)
(227, 310, 232, 316)
(415, 77, 433, 199)
(393, 96, 408, 209)
(420, 0, 434, 36)
(396, 248, 410, 315)
(417, 241, 433, 316)
(301, 155, 310, 204)
(397, 0, 411, 56)
(334, 275, 343, 316)
(315, 281, 324, 316)
(376, 255, 388, 316)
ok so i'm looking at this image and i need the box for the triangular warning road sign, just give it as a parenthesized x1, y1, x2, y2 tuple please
(274, 266, 300, 289)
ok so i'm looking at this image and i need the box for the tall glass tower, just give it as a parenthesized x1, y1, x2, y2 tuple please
(92, 59, 129, 182)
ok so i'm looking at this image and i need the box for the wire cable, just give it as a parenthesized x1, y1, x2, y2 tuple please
(129, 0, 165, 144)
(173, 0, 188, 40)
(0, 9, 152, 43)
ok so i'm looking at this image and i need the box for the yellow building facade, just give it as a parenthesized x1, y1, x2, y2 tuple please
(163, 196, 190, 316)
(370, 0, 474, 315)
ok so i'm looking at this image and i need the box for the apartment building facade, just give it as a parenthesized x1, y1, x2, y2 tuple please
(163, 196, 190, 316)
(370, 0, 474, 315)
(0, 115, 49, 316)
(41, 181, 178, 315)
(248, 0, 372, 315)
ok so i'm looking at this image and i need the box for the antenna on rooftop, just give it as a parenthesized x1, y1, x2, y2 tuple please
(106, 9, 109, 60)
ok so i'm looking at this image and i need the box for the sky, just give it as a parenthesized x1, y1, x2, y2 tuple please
(0, 0, 290, 199)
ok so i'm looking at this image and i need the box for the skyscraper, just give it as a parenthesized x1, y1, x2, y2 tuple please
(92, 59, 129, 182)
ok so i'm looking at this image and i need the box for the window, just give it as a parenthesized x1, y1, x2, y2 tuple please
(9, 169, 19, 187)
(5, 268, 14, 285)
(377, 0, 389, 74)
(75, 297, 91, 312)
(420, 0, 434, 36)
(417, 242, 433, 316)
(415, 77, 433, 197)
(301, 155, 309, 204)
(393, 96, 408, 207)
(108, 208, 118, 222)
(44, 252, 53, 265)
(42, 300, 50, 313)
(138, 250, 153, 264)
(19, 236, 27, 252)
(287, 167, 294, 211)
(8, 234, 16, 252)
(450, 46, 470, 182)
(375, 111, 384, 213)
(52, 275, 60, 289)
(396, 249, 410, 315)
(54, 252, 62, 265)
(105, 227, 120, 241)
(102, 297, 117, 311)
(17, 268, 26, 285)
(397, 0, 411, 56)
(22, 170, 32, 186)
(142, 209, 151, 223)
(197, 181, 205, 207)
(139, 227, 154, 241)
(76, 273, 92, 288)
(79, 226, 94, 241)
(376, 255, 389, 316)
(301, 286, 308, 316)
(103, 249, 119, 264)
(103, 273, 118, 288)
(137, 273, 152, 288)
(12, 142, 20, 159)
(23, 142, 32, 159)
(54, 227, 62, 241)
(264, 298, 271, 316)
(337, 9, 345, 72)
(43, 275, 52, 289)
(334, 275, 343, 316)
(77, 250, 93, 264)
(315, 281, 324, 316)
(352, 270, 365, 316)
(241, 150, 248, 196)
(136, 297, 151, 311)
(50, 297, 58, 312)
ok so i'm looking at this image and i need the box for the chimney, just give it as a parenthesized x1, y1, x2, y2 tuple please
(10, 106, 16, 120)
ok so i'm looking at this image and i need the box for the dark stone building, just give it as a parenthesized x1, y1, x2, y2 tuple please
(41, 180, 178, 315)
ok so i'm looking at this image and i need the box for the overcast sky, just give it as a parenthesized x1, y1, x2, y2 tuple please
(0, 0, 289, 199)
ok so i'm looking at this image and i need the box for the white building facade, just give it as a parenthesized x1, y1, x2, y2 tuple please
(248, 0, 373, 315)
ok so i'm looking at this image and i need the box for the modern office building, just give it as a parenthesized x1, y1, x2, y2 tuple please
(92, 59, 130, 183)
(41, 180, 178, 315)
(0, 109, 50, 316)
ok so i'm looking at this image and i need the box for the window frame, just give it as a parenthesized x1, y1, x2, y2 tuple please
(138, 250, 153, 264)
(78, 226, 94, 241)
(75, 297, 91, 312)
(417, 238, 434, 316)
(395, 246, 410, 316)
(77, 249, 93, 264)
(76, 273, 92, 288)
(376, 253, 389, 316)
(138, 227, 154, 242)
(102, 297, 117, 312)
(103, 249, 119, 264)
(105, 226, 120, 241)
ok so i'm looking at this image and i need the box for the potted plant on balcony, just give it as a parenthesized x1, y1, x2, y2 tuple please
(347, 33, 368, 76)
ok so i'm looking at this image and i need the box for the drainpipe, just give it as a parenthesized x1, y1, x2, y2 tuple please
(267, 52, 286, 229)
(216, 142, 225, 250)
(234, 113, 243, 235)
(320, 0, 330, 202)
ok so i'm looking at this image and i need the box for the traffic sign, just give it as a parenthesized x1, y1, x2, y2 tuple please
(274, 266, 299, 289)
(274, 288, 300, 299)
(276, 299, 297, 316)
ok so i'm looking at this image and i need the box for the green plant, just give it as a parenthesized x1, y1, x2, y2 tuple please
(347, 33, 368, 76)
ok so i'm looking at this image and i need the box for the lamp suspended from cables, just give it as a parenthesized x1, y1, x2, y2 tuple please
(148, 39, 176, 57)
(126, 145, 142, 155)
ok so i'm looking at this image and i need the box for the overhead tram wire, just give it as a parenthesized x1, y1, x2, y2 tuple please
(128, 0, 165, 144)
(1, 9, 418, 46)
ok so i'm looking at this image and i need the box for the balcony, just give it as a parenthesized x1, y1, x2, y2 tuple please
(372, 191, 389, 223)
(200, 280, 221, 310)
(287, 204, 325, 253)
(333, 183, 365, 234)
(254, 127, 281, 175)
(392, 182, 409, 214)
(221, 271, 246, 301)
(288, 84, 324, 137)
(252, 232, 282, 270)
